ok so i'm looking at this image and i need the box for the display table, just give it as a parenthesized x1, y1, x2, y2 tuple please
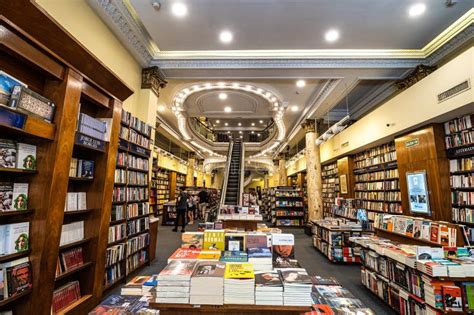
(222, 219, 258, 231)
(148, 303, 310, 315)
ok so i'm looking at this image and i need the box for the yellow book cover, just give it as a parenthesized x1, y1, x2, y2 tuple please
(197, 250, 221, 260)
(203, 230, 225, 251)
(224, 262, 254, 279)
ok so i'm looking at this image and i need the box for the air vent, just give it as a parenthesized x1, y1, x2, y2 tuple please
(438, 80, 470, 103)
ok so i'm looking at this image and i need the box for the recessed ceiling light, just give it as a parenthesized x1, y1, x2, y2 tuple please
(251, 123, 255, 126)
(218, 93, 228, 100)
(239, 131, 242, 134)
(251, 131, 255, 134)
(215, 120, 220, 123)
(325, 29, 340, 42)
(227, 131, 231, 133)
(257, 133, 261, 137)
(291, 105, 299, 112)
(259, 120, 264, 124)
(171, 3, 188, 17)
(219, 30, 233, 43)
(408, 3, 426, 17)
(240, 135, 243, 139)
(224, 106, 232, 113)
(157, 105, 166, 112)
(225, 122, 229, 126)
(238, 122, 242, 126)
(296, 80, 306, 88)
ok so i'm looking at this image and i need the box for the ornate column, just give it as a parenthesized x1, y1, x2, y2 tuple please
(263, 175, 269, 189)
(275, 153, 287, 186)
(186, 152, 196, 187)
(302, 119, 323, 221)
(196, 159, 204, 187)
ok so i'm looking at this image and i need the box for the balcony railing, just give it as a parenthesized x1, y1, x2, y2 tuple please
(189, 118, 275, 143)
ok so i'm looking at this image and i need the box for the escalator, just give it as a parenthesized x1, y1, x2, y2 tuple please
(221, 139, 244, 205)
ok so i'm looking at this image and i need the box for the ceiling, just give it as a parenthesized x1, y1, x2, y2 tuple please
(129, 0, 470, 51)
(86, 0, 473, 158)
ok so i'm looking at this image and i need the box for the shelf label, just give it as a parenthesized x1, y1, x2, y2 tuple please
(75, 132, 105, 151)
(129, 143, 151, 157)
(447, 144, 474, 158)
(405, 138, 419, 148)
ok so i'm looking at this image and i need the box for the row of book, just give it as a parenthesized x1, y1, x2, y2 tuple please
(451, 173, 473, 188)
(274, 201, 303, 207)
(361, 200, 403, 213)
(445, 114, 472, 135)
(274, 210, 304, 216)
(354, 179, 400, 191)
(112, 187, 149, 202)
(274, 191, 303, 197)
(452, 207, 474, 224)
(445, 130, 473, 148)
(128, 129, 150, 149)
(77, 112, 108, 142)
(111, 205, 125, 222)
(321, 162, 338, 177)
(0, 183, 28, 211)
(109, 223, 126, 244)
(51, 281, 81, 314)
(355, 169, 399, 183)
(59, 221, 84, 246)
(127, 202, 149, 219)
(69, 158, 94, 179)
(0, 222, 29, 256)
(353, 142, 396, 161)
(452, 190, 474, 205)
(116, 154, 149, 171)
(126, 250, 147, 273)
(106, 244, 125, 267)
(0, 140, 36, 170)
(65, 192, 87, 212)
(449, 157, 473, 173)
(126, 234, 149, 256)
(120, 112, 152, 138)
(114, 169, 126, 184)
(127, 217, 149, 235)
(374, 213, 457, 246)
(114, 170, 149, 186)
(354, 151, 397, 169)
(55, 247, 84, 276)
(355, 191, 401, 202)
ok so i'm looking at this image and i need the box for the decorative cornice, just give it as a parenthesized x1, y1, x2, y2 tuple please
(301, 119, 316, 133)
(142, 66, 167, 97)
(396, 65, 437, 90)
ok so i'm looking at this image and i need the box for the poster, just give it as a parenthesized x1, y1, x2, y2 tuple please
(407, 171, 430, 215)
(339, 175, 348, 194)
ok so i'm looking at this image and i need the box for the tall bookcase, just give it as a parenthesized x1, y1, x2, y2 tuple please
(445, 114, 474, 225)
(353, 141, 402, 222)
(0, 2, 133, 314)
(322, 162, 339, 217)
(105, 111, 152, 291)
(271, 186, 305, 227)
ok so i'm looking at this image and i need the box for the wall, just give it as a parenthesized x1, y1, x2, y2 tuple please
(156, 153, 187, 174)
(321, 46, 474, 162)
(35, 0, 147, 120)
(286, 156, 307, 176)
(245, 178, 264, 191)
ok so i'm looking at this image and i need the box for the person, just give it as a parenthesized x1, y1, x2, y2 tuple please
(173, 186, 188, 233)
(197, 188, 208, 220)
(187, 194, 197, 225)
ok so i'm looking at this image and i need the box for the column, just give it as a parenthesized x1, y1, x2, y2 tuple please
(186, 152, 196, 187)
(263, 175, 269, 189)
(277, 153, 287, 186)
(196, 160, 204, 187)
(302, 119, 323, 221)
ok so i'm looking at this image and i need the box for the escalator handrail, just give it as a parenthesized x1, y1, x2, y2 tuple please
(238, 142, 245, 205)
(220, 140, 233, 207)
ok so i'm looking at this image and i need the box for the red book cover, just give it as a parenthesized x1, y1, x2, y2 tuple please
(443, 285, 462, 311)
(430, 223, 439, 243)
(439, 225, 449, 246)
(168, 248, 201, 262)
(311, 304, 335, 314)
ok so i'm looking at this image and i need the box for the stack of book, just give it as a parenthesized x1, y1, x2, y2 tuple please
(189, 261, 225, 305)
(312, 284, 367, 313)
(254, 271, 283, 305)
(247, 248, 272, 271)
(280, 268, 312, 306)
(142, 275, 158, 297)
(156, 260, 196, 304)
(223, 262, 255, 304)
(167, 248, 201, 263)
(220, 251, 248, 262)
(121, 276, 150, 296)
(77, 112, 107, 141)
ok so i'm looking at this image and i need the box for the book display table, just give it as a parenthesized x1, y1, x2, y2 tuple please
(148, 303, 310, 315)
(222, 219, 258, 231)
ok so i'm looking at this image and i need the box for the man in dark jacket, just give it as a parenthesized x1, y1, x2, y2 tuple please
(173, 186, 188, 232)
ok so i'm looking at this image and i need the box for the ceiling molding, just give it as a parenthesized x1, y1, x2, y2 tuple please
(348, 82, 398, 120)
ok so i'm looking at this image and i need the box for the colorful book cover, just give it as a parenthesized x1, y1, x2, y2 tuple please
(421, 221, 431, 241)
(0, 71, 26, 106)
(158, 260, 197, 277)
(0, 139, 16, 168)
(181, 232, 204, 249)
(12, 183, 28, 211)
(220, 251, 248, 262)
(405, 219, 414, 237)
(79, 160, 94, 178)
(439, 225, 450, 246)
(246, 234, 269, 250)
(197, 250, 221, 260)
(443, 285, 462, 311)
(443, 247, 458, 259)
(255, 271, 282, 287)
(16, 143, 36, 170)
(272, 233, 294, 261)
(247, 247, 272, 258)
(225, 233, 245, 251)
(413, 220, 422, 238)
(3, 222, 29, 254)
(203, 230, 225, 251)
(0, 183, 13, 211)
(168, 248, 201, 262)
(224, 262, 254, 279)
(430, 223, 440, 243)
(192, 261, 226, 278)
(279, 268, 312, 285)
(4, 257, 32, 297)
(463, 282, 474, 310)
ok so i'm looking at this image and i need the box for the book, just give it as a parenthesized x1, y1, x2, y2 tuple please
(220, 251, 248, 262)
(272, 233, 295, 261)
(203, 230, 225, 251)
(168, 248, 201, 263)
(421, 221, 431, 241)
(181, 232, 204, 249)
(3, 257, 32, 298)
(430, 223, 440, 243)
(0, 139, 16, 168)
(0, 183, 27, 212)
(0, 71, 26, 106)
(2, 222, 29, 255)
(225, 233, 245, 251)
(78, 160, 94, 178)
(190, 261, 225, 305)
(224, 263, 254, 279)
(16, 143, 36, 170)
(52, 281, 81, 313)
(245, 234, 269, 250)
(121, 276, 150, 295)
(443, 285, 462, 311)
(255, 271, 283, 288)
(60, 247, 84, 272)
(158, 260, 197, 281)
(9, 86, 56, 123)
(439, 225, 450, 246)
(197, 250, 221, 261)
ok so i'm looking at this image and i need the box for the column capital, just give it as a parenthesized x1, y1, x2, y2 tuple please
(188, 152, 197, 160)
(142, 66, 167, 97)
(277, 153, 287, 161)
(301, 119, 316, 133)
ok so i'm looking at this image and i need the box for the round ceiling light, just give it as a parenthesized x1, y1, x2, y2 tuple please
(157, 105, 166, 112)
(291, 105, 299, 112)
(224, 106, 232, 113)
(408, 3, 426, 17)
(325, 29, 340, 42)
(225, 122, 229, 126)
(239, 131, 242, 134)
(296, 80, 306, 88)
(215, 120, 220, 124)
(171, 3, 188, 17)
(259, 120, 264, 124)
(219, 30, 233, 43)
(218, 93, 228, 100)
(251, 123, 255, 126)
(238, 122, 242, 126)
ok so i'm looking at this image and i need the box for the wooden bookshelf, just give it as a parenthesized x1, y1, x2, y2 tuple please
(271, 186, 305, 227)
(0, 1, 133, 313)
(104, 110, 152, 291)
(321, 162, 339, 217)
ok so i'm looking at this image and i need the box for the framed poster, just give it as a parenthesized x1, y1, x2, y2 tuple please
(339, 174, 348, 194)
(406, 171, 430, 215)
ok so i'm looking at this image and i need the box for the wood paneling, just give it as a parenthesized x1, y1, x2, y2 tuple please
(337, 156, 355, 198)
(395, 125, 452, 222)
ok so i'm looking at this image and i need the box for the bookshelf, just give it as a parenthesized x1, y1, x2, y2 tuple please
(0, 2, 134, 313)
(322, 162, 339, 217)
(105, 111, 152, 291)
(353, 141, 402, 216)
(271, 186, 305, 227)
(151, 166, 170, 218)
(444, 114, 474, 226)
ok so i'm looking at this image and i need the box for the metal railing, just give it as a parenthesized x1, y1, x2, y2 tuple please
(219, 140, 233, 207)
(238, 142, 245, 205)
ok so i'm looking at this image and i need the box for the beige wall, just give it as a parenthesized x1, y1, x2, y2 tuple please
(245, 179, 264, 191)
(36, 0, 148, 120)
(287, 157, 307, 176)
(320, 46, 474, 162)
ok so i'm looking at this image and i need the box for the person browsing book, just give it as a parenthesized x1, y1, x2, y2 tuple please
(173, 186, 188, 233)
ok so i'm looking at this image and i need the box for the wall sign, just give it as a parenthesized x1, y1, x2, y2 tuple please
(407, 170, 431, 215)
(405, 138, 419, 148)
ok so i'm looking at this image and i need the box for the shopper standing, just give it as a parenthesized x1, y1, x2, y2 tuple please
(198, 188, 209, 220)
(187, 194, 197, 225)
(173, 186, 188, 232)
